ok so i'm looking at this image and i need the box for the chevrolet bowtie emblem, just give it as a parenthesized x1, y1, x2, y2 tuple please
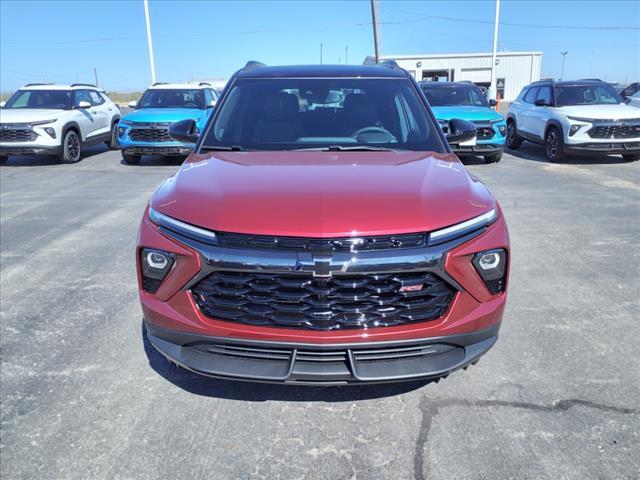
(294, 256, 353, 278)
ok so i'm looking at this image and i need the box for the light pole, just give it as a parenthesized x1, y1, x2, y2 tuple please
(560, 51, 568, 81)
(488, 0, 501, 100)
(143, 0, 157, 84)
(345, 45, 349, 64)
(370, 0, 381, 63)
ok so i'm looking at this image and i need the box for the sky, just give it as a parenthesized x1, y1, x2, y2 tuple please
(1, 0, 638, 92)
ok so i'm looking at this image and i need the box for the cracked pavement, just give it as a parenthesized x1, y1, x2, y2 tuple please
(1, 144, 639, 479)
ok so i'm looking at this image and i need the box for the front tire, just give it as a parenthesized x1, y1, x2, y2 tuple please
(58, 130, 82, 163)
(506, 120, 523, 150)
(544, 127, 566, 162)
(122, 153, 141, 165)
(107, 123, 120, 150)
(484, 153, 503, 163)
(622, 154, 640, 162)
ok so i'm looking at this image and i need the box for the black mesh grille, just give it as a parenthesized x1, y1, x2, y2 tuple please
(0, 129, 36, 142)
(192, 271, 455, 330)
(218, 232, 426, 252)
(130, 127, 171, 142)
(588, 124, 640, 139)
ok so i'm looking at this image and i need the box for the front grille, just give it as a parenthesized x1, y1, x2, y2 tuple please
(130, 126, 171, 142)
(125, 146, 185, 155)
(0, 129, 36, 142)
(192, 271, 455, 330)
(588, 124, 640, 139)
(218, 232, 426, 252)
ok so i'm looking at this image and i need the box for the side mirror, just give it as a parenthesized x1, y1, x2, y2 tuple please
(488, 99, 498, 107)
(534, 98, 549, 107)
(446, 118, 477, 145)
(128, 100, 137, 109)
(77, 100, 91, 109)
(168, 119, 199, 144)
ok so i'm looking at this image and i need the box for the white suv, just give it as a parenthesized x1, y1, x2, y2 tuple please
(507, 80, 640, 162)
(0, 83, 121, 163)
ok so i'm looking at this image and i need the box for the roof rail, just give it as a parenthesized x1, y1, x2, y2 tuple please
(198, 82, 212, 87)
(242, 61, 267, 72)
(151, 82, 169, 86)
(377, 60, 403, 71)
(24, 82, 54, 87)
(70, 83, 97, 88)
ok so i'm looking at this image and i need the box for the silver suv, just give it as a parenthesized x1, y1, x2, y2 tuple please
(507, 80, 640, 162)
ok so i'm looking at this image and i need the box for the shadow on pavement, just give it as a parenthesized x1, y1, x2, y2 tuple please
(120, 155, 187, 167)
(0, 144, 110, 167)
(141, 322, 431, 401)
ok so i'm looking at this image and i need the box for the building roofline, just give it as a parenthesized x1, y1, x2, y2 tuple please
(379, 51, 543, 60)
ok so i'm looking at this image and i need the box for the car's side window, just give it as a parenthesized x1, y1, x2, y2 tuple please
(523, 87, 540, 104)
(74, 89, 93, 106)
(203, 89, 213, 107)
(88, 90, 105, 106)
(536, 86, 552, 105)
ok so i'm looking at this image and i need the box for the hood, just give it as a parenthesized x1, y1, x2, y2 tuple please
(122, 108, 205, 124)
(557, 104, 640, 120)
(151, 151, 496, 238)
(431, 106, 504, 123)
(0, 109, 61, 124)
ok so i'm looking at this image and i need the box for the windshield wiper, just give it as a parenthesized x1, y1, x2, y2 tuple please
(292, 145, 398, 152)
(200, 145, 247, 151)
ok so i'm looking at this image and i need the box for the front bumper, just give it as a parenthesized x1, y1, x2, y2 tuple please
(563, 141, 640, 156)
(453, 143, 504, 155)
(0, 144, 60, 156)
(146, 320, 500, 385)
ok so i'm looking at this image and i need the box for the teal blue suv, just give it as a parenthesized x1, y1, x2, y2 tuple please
(118, 82, 218, 164)
(420, 81, 506, 163)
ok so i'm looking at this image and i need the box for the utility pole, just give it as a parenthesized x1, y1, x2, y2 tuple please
(560, 51, 568, 81)
(93, 67, 99, 87)
(143, 0, 157, 84)
(320, 43, 323, 64)
(488, 0, 500, 100)
(345, 45, 349, 64)
(370, 0, 381, 63)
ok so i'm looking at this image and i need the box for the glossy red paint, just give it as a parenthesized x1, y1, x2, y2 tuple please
(150, 151, 496, 238)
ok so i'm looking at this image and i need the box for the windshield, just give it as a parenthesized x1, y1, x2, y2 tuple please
(555, 84, 623, 107)
(421, 84, 489, 107)
(4, 90, 72, 110)
(201, 78, 444, 151)
(138, 89, 204, 109)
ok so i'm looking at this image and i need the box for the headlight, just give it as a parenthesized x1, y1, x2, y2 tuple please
(497, 125, 506, 136)
(566, 116, 594, 123)
(31, 119, 57, 126)
(472, 248, 507, 294)
(489, 118, 504, 124)
(149, 207, 218, 245)
(428, 209, 498, 245)
(44, 127, 56, 139)
(140, 248, 174, 293)
(569, 125, 582, 136)
(118, 127, 127, 137)
(119, 120, 134, 126)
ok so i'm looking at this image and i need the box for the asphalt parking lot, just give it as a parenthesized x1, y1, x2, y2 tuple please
(1, 145, 639, 480)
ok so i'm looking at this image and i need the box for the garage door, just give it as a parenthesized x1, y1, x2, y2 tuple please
(458, 68, 491, 83)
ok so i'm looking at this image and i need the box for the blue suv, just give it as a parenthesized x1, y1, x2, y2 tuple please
(420, 81, 506, 163)
(118, 82, 218, 164)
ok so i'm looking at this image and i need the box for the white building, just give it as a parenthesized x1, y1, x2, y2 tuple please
(365, 51, 543, 101)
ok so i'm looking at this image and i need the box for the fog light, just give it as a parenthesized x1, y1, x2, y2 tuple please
(472, 248, 507, 294)
(498, 125, 506, 136)
(44, 127, 56, 138)
(569, 125, 581, 136)
(141, 248, 174, 293)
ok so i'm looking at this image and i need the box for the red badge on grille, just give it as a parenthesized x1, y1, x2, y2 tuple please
(400, 284, 424, 293)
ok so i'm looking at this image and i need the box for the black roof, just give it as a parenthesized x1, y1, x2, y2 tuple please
(236, 64, 408, 79)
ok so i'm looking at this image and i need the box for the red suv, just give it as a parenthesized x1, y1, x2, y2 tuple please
(137, 62, 509, 385)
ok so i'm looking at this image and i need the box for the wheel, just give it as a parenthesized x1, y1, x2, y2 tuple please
(107, 123, 120, 150)
(122, 153, 141, 165)
(544, 127, 566, 162)
(484, 153, 503, 163)
(506, 119, 523, 149)
(58, 130, 82, 163)
(622, 154, 640, 162)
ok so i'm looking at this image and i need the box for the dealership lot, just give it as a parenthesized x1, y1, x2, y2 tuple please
(1, 147, 638, 479)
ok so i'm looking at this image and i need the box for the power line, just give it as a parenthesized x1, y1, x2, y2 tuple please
(381, 6, 640, 31)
